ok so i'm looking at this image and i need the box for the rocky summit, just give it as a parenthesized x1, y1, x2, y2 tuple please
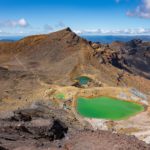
(0, 28, 150, 150)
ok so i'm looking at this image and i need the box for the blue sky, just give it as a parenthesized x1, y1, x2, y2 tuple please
(0, 0, 150, 35)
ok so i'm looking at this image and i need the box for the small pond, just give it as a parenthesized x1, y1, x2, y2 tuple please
(55, 93, 65, 100)
(76, 76, 91, 85)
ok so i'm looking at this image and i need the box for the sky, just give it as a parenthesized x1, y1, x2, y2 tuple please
(0, 0, 150, 36)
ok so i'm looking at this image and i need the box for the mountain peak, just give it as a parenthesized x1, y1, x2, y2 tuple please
(63, 27, 72, 32)
(57, 27, 73, 33)
(48, 27, 74, 37)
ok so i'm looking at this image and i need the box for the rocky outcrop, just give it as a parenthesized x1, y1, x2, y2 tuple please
(0, 103, 149, 150)
(109, 39, 150, 79)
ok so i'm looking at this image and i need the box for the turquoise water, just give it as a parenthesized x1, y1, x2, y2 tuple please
(76, 76, 91, 85)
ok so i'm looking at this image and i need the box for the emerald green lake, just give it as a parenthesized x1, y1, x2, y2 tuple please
(76, 76, 91, 85)
(77, 96, 144, 120)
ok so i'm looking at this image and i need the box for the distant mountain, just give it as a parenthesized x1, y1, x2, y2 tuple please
(0, 39, 15, 42)
(0, 36, 23, 42)
(1, 35, 150, 44)
(82, 35, 150, 43)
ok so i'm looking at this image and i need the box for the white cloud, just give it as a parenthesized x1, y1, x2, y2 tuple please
(18, 31, 24, 34)
(0, 18, 29, 28)
(127, 0, 150, 19)
(73, 28, 150, 35)
(18, 18, 28, 27)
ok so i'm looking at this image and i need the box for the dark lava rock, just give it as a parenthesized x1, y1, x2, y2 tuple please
(15, 125, 32, 134)
(10, 103, 52, 122)
(127, 39, 142, 48)
(46, 119, 68, 141)
(0, 146, 8, 150)
(72, 82, 82, 88)
(11, 111, 32, 122)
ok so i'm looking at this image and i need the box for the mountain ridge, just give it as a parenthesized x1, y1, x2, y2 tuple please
(0, 28, 149, 94)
